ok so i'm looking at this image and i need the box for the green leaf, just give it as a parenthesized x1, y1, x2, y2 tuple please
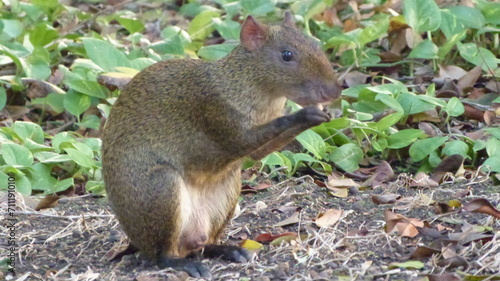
(358, 16, 390, 47)
(375, 93, 404, 113)
(475, 0, 500, 25)
(328, 143, 363, 172)
(0, 19, 23, 39)
(82, 38, 131, 72)
(34, 152, 72, 163)
(27, 163, 57, 191)
(448, 6, 485, 29)
(442, 140, 470, 158)
(241, 0, 275, 16)
(53, 178, 74, 193)
(64, 91, 91, 117)
(212, 18, 240, 40)
(52, 132, 76, 153)
(458, 43, 499, 72)
(65, 148, 94, 169)
(1, 143, 34, 167)
(397, 92, 439, 115)
(198, 43, 238, 61)
(46, 93, 65, 113)
(12, 121, 45, 144)
(76, 114, 101, 130)
(377, 112, 404, 131)
(445, 97, 465, 117)
(16, 174, 32, 195)
(0, 87, 6, 111)
(188, 10, 220, 41)
(403, 0, 441, 33)
(117, 17, 145, 34)
(29, 23, 59, 46)
(485, 137, 500, 158)
(296, 130, 326, 159)
(440, 10, 463, 39)
(409, 136, 448, 162)
(60, 66, 109, 98)
(387, 129, 426, 149)
(408, 40, 439, 59)
(481, 157, 500, 173)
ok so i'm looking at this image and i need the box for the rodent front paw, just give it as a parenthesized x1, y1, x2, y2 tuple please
(296, 106, 331, 127)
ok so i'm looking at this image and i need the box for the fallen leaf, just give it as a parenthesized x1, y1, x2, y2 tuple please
(437, 256, 469, 269)
(457, 64, 482, 91)
(409, 246, 440, 259)
(463, 198, 500, 219)
(35, 195, 60, 211)
(438, 65, 467, 80)
(273, 211, 300, 227)
(241, 239, 263, 250)
(315, 209, 342, 228)
(388, 260, 425, 269)
(254, 232, 297, 243)
(371, 193, 401, 205)
(270, 233, 308, 246)
(326, 177, 359, 188)
(431, 154, 464, 183)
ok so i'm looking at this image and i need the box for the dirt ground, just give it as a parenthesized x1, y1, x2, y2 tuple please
(1, 174, 499, 281)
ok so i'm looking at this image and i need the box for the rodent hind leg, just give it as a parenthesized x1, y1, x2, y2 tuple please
(159, 256, 211, 278)
(200, 244, 251, 263)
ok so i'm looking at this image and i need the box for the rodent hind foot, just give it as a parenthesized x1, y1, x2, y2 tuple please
(202, 244, 251, 263)
(159, 256, 211, 278)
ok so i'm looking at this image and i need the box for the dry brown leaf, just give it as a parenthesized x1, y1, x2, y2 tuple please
(437, 256, 469, 269)
(97, 72, 134, 91)
(436, 78, 461, 97)
(397, 221, 419, 237)
(35, 195, 60, 211)
(362, 161, 395, 188)
(463, 198, 500, 219)
(409, 246, 440, 259)
(272, 205, 300, 214)
(418, 122, 439, 137)
(273, 211, 300, 227)
(438, 65, 467, 80)
(326, 177, 359, 188)
(411, 110, 441, 123)
(457, 64, 482, 91)
(485, 80, 500, 93)
(315, 209, 342, 228)
(384, 210, 423, 238)
(254, 232, 297, 243)
(463, 104, 485, 121)
(431, 154, 464, 183)
(484, 110, 497, 125)
(371, 193, 401, 205)
(344, 71, 370, 87)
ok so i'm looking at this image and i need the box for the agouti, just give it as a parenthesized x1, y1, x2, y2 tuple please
(102, 12, 340, 278)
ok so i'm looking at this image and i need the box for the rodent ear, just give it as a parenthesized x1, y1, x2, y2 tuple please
(240, 15, 267, 51)
(283, 11, 295, 27)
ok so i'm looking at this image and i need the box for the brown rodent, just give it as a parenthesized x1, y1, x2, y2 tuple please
(102, 12, 340, 278)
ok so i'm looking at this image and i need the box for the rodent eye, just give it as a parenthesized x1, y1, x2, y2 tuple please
(281, 50, 294, 62)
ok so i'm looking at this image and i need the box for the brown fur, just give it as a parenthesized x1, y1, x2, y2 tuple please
(102, 13, 340, 263)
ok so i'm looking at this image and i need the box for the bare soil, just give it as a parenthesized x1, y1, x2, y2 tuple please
(1, 175, 499, 281)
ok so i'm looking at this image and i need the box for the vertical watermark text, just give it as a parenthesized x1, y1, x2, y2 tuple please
(4, 173, 17, 278)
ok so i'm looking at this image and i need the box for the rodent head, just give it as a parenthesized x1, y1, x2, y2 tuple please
(238, 12, 341, 106)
